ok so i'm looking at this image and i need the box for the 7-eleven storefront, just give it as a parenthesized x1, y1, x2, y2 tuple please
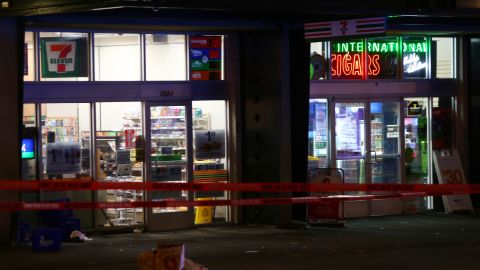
(22, 28, 238, 231)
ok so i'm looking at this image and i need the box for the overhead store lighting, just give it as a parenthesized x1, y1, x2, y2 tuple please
(1, 1, 11, 8)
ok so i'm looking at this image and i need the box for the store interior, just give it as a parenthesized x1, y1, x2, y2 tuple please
(307, 96, 454, 212)
(22, 100, 228, 228)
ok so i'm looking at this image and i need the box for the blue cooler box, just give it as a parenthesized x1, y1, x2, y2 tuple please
(31, 228, 62, 252)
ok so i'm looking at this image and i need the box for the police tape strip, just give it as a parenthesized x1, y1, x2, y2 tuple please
(0, 180, 480, 194)
(0, 193, 431, 211)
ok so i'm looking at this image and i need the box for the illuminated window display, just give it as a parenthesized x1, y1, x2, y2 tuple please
(330, 39, 365, 79)
(326, 36, 436, 80)
(432, 37, 456, 79)
(39, 32, 89, 81)
(94, 33, 141, 81)
(402, 37, 428, 79)
(310, 42, 328, 80)
(366, 37, 400, 79)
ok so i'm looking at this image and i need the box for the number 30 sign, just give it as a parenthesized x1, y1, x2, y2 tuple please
(433, 149, 473, 213)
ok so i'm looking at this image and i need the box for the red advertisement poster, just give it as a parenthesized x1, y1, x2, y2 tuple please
(125, 129, 135, 149)
(190, 36, 222, 81)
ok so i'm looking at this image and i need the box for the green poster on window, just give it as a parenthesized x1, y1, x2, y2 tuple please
(40, 37, 88, 78)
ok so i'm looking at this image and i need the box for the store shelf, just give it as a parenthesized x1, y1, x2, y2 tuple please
(150, 160, 187, 165)
(151, 136, 185, 139)
(42, 116, 79, 143)
(151, 116, 185, 119)
(152, 127, 185, 130)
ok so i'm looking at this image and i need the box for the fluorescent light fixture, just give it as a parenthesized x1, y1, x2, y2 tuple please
(1, 1, 11, 8)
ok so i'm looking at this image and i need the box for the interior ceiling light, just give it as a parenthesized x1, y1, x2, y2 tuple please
(1, 1, 11, 8)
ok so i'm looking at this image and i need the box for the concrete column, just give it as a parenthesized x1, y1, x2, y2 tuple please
(239, 24, 309, 225)
(0, 17, 23, 244)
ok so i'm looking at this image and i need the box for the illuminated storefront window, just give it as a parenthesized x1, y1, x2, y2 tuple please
(310, 42, 328, 80)
(330, 39, 365, 79)
(322, 36, 443, 80)
(366, 37, 400, 79)
(94, 33, 141, 81)
(39, 32, 89, 81)
(402, 37, 428, 79)
(432, 37, 456, 79)
(24, 32, 35, 82)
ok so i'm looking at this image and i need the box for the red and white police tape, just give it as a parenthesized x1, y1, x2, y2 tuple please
(0, 180, 478, 211)
(1, 180, 480, 193)
(0, 193, 429, 211)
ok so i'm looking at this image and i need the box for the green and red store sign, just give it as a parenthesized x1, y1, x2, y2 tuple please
(40, 37, 88, 78)
(328, 37, 428, 80)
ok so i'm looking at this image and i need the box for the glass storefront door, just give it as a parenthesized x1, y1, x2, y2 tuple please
(308, 99, 329, 168)
(334, 102, 367, 186)
(404, 97, 431, 212)
(369, 101, 403, 215)
(94, 102, 144, 227)
(146, 102, 193, 231)
(334, 101, 369, 217)
(334, 100, 402, 217)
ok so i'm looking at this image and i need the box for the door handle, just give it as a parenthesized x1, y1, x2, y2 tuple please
(366, 150, 377, 164)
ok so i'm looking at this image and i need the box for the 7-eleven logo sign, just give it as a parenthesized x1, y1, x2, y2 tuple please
(46, 41, 76, 73)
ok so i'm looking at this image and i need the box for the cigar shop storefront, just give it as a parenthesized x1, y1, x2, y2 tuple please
(306, 17, 461, 217)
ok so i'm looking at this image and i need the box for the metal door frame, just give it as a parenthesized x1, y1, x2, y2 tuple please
(331, 97, 404, 217)
(145, 101, 194, 231)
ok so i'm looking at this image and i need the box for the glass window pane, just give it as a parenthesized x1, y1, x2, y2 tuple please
(366, 37, 400, 79)
(95, 102, 144, 226)
(189, 35, 224, 80)
(23, 103, 36, 127)
(308, 99, 329, 167)
(94, 33, 141, 81)
(330, 39, 365, 80)
(335, 102, 366, 187)
(146, 34, 186, 81)
(370, 101, 401, 184)
(432, 37, 456, 79)
(39, 32, 89, 81)
(40, 103, 91, 179)
(404, 97, 430, 212)
(22, 104, 37, 180)
(192, 100, 228, 223)
(432, 97, 454, 149)
(404, 97, 429, 183)
(310, 42, 328, 80)
(402, 37, 428, 79)
(24, 32, 35, 81)
(39, 103, 92, 228)
(150, 105, 188, 214)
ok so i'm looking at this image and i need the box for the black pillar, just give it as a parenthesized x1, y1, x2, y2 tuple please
(0, 17, 23, 244)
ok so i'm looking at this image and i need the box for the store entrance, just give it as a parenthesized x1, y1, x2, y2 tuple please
(333, 99, 402, 217)
(146, 102, 194, 231)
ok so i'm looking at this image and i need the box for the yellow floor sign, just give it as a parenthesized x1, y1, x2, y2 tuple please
(194, 198, 214, 225)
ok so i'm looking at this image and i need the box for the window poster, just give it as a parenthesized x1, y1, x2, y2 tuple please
(40, 37, 88, 78)
(190, 36, 222, 80)
(46, 142, 82, 174)
(195, 130, 225, 159)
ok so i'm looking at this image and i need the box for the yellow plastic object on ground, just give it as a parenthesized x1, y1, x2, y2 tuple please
(194, 198, 214, 225)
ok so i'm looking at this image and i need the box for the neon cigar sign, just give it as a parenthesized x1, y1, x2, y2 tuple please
(330, 38, 427, 79)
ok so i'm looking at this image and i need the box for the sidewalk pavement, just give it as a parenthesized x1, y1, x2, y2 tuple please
(1, 212, 480, 270)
